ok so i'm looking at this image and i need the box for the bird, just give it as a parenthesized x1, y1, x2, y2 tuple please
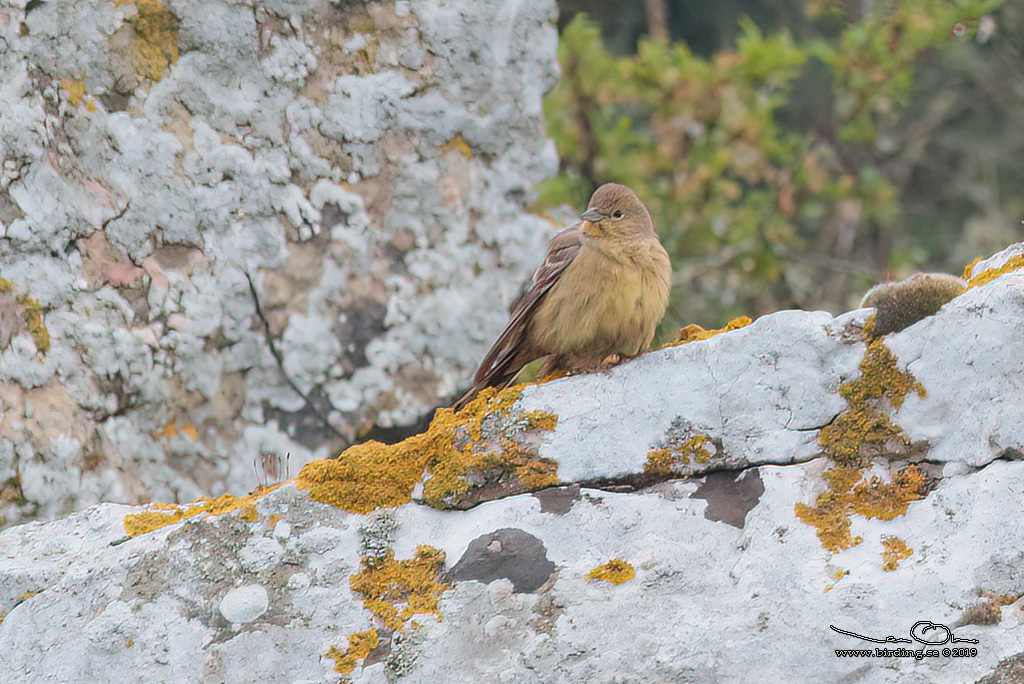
(454, 182, 671, 410)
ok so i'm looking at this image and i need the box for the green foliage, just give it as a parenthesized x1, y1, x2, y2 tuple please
(809, 0, 1003, 143)
(540, 1, 1003, 326)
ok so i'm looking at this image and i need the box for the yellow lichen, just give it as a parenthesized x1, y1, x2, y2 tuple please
(795, 467, 865, 551)
(153, 422, 178, 440)
(154, 421, 199, 442)
(520, 410, 558, 432)
(962, 256, 983, 279)
(349, 546, 449, 632)
(441, 134, 473, 159)
(122, 484, 282, 537)
(114, 0, 179, 82)
(1, 278, 50, 355)
(965, 253, 1024, 290)
(325, 628, 379, 675)
(881, 536, 913, 572)
(644, 448, 677, 474)
(643, 434, 714, 476)
(587, 558, 636, 585)
(237, 503, 258, 523)
(664, 316, 753, 347)
(823, 568, 850, 592)
(297, 386, 559, 514)
(16, 293, 50, 355)
(796, 465, 926, 553)
(60, 79, 87, 107)
(796, 339, 928, 552)
(819, 339, 924, 466)
(849, 467, 926, 521)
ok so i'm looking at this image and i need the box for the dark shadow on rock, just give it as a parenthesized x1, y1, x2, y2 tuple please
(691, 469, 765, 529)
(446, 528, 556, 593)
(533, 484, 581, 515)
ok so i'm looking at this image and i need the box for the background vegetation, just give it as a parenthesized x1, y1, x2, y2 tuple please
(540, 0, 1021, 331)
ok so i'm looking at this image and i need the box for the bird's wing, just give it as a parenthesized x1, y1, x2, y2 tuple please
(471, 227, 583, 387)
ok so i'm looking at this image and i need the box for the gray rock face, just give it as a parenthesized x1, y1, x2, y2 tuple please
(3, 244, 1024, 683)
(0, 0, 560, 527)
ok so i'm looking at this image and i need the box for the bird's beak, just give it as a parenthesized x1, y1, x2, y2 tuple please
(580, 208, 603, 223)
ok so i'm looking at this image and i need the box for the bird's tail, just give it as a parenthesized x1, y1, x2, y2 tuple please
(451, 372, 516, 412)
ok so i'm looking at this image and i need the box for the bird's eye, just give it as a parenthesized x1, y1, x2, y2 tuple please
(612, 210, 623, 218)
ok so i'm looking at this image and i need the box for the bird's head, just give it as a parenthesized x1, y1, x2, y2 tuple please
(579, 183, 655, 239)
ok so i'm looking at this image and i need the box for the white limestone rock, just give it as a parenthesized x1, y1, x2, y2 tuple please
(2, 256, 1024, 682)
(0, 0, 560, 528)
(219, 585, 270, 624)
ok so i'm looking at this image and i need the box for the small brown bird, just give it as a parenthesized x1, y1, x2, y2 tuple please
(455, 182, 671, 409)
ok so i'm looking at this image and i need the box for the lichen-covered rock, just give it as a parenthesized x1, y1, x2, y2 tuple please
(0, 0, 560, 527)
(3, 243, 1024, 682)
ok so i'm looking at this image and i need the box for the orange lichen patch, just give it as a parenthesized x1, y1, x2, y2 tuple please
(297, 386, 559, 513)
(795, 467, 865, 552)
(587, 558, 636, 585)
(644, 434, 714, 475)
(153, 422, 178, 440)
(520, 410, 558, 432)
(818, 339, 925, 466)
(59, 79, 97, 112)
(796, 465, 926, 553)
(441, 134, 473, 159)
(850, 467, 926, 520)
(153, 422, 199, 441)
(61, 79, 86, 105)
(664, 316, 753, 347)
(2, 278, 51, 356)
(237, 504, 259, 523)
(645, 448, 675, 474)
(823, 568, 850, 592)
(881, 536, 913, 572)
(17, 293, 49, 355)
(799, 336, 928, 551)
(966, 253, 1024, 290)
(123, 484, 282, 537)
(113, 0, 179, 82)
(349, 546, 449, 632)
(267, 514, 282, 529)
(962, 256, 983, 279)
(325, 628, 379, 675)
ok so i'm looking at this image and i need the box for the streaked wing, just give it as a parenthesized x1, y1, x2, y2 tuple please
(472, 226, 583, 387)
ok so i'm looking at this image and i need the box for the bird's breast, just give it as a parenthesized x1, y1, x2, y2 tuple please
(530, 239, 671, 357)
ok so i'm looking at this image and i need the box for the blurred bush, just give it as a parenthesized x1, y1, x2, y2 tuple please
(540, 0, 1012, 330)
